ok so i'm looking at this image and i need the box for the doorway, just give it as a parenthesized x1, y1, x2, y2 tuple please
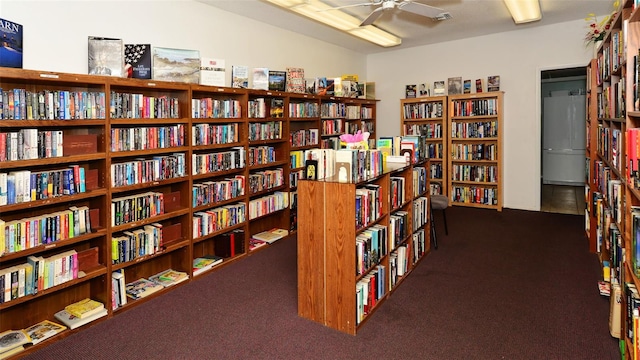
(540, 67, 587, 215)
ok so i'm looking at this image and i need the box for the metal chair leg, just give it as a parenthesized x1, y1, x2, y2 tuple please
(430, 203, 438, 250)
(442, 209, 448, 235)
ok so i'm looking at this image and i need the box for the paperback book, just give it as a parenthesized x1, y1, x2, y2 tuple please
(252, 67, 269, 90)
(193, 255, 224, 276)
(149, 269, 189, 287)
(54, 307, 108, 330)
(488, 75, 501, 92)
(24, 320, 66, 345)
(286, 67, 305, 93)
(433, 81, 445, 96)
(252, 228, 289, 244)
(64, 298, 105, 319)
(231, 65, 249, 88)
(88, 36, 124, 76)
(125, 278, 164, 299)
(405, 84, 417, 98)
(0, 17, 23, 69)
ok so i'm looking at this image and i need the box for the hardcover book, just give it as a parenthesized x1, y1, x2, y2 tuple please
(463, 79, 472, 94)
(418, 83, 430, 97)
(252, 228, 289, 243)
(199, 57, 226, 86)
(0, 18, 23, 69)
(268, 70, 287, 91)
(24, 320, 66, 345)
(447, 77, 463, 95)
(124, 44, 152, 79)
(88, 36, 124, 77)
(487, 75, 501, 92)
(286, 67, 305, 93)
(405, 85, 417, 99)
(231, 65, 249, 88)
(152, 47, 200, 83)
(433, 81, 445, 96)
(0, 330, 30, 354)
(252, 67, 269, 90)
(475, 78, 484, 93)
(193, 255, 223, 276)
(53, 307, 108, 330)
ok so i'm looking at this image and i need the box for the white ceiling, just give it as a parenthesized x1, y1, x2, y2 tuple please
(197, 0, 614, 54)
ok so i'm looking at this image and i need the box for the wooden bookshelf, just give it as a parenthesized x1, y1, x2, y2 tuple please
(400, 96, 447, 196)
(297, 160, 429, 335)
(0, 67, 378, 356)
(447, 92, 503, 211)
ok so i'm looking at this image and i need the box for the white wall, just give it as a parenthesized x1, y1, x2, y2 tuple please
(1, 0, 595, 211)
(0, 0, 367, 83)
(368, 20, 594, 211)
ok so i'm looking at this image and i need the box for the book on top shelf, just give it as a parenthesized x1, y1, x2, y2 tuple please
(268, 70, 287, 91)
(252, 67, 269, 90)
(405, 85, 417, 99)
(124, 43, 152, 79)
(0, 18, 23, 69)
(152, 47, 200, 83)
(448, 77, 462, 95)
(418, 83, 430, 97)
(315, 77, 328, 95)
(231, 65, 249, 88)
(463, 79, 472, 94)
(286, 67, 305, 93)
(24, 320, 67, 345)
(53, 307, 108, 330)
(433, 81, 445, 96)
(88, 36, 124, 76)
(475, 78, 484, 93)
(487, 75, 500, 92)
(200, 57, 226, 86)
(64, 298, 105, 319)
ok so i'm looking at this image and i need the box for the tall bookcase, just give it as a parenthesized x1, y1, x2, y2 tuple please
(400, 96, 447, 196)
(585, 0, 640, 355)
(447, 92, 504, 211)
(297, 161, 429, 335)
(0, 67, 377, 356)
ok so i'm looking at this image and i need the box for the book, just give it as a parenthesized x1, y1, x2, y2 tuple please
(405, 84, 417, 98)
(199, 57, 226, 86)
(64, 298, 105, 319)
(124, 44, 152, 79)
(88, 36, 124, 76)
(447, 77, 462, 95)
(268, 70, 287, 91)
(252, 228, 289, 244)
(231, 65, 249, 88)
(54, 307, 108, 330)
(286, 67, 305, 93)
(193, 255, 224, 276)
(418, 83, 430, 97)
(487, 75, 500, 92)
(252, 67, 269, 90)
(249, 238, 268, 251)
(475, 78, 484, 92)
(0, 345, 23, 359)
(125, 278, 164, 299)
(0, 330, 30, 354)
(112, 270, 127, 308)
(365, 82, 376, 99)
(152, 47, 200, 83)
(24, 320, 66, 345)
(0, 18, 23, 69)
(433, 81, 445, 96)
(463, 79, 472, 94)
(315, 77, 327, 95)
(149, 269, 188, 287)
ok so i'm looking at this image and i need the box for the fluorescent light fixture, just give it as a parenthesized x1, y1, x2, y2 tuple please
(503, 0, 542, 24)
(264, 0, 402, 47)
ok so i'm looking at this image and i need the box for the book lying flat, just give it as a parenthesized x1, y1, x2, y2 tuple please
(0, 330, 30, 355)
(251, 228, 289, 244)
(125, 278, 164, 299)
(193, 255, 224, 276)
(0, 345, 24, 360)
(54, 308, 108, 330)
(25, 320, 67, 345)
(149, 269, 189, 287)
(64, 298, 105, 319)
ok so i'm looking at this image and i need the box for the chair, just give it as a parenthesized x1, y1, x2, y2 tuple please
(430, 194, 449, 250)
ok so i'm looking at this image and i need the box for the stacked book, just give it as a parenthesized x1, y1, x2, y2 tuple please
(54, 298, 107, 330)
(192, 255, 223, 276)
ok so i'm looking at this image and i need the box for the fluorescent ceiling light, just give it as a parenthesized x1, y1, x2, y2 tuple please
(503, 0, 542, 24)
(264, 0, 402, 47)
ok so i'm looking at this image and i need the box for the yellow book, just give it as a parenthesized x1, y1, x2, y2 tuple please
(64, 298, 104, 319)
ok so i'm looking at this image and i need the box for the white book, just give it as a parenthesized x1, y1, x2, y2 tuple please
(200, 58, 226, 87)
(0, 172, 7, 205)
(252, 67, 269, 90)
(54, 307, 108, 330)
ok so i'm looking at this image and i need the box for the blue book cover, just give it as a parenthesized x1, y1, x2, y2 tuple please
(0, 18, 24, 68)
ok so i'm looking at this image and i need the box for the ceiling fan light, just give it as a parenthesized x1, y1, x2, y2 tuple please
(503, 0, 541, 24)
(349, 26, 402, 47)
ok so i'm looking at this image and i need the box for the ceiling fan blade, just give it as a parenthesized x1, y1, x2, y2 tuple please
(397, 1, 446, 18)
(318, 1, 382, 12)
(360, 7, 385, 26)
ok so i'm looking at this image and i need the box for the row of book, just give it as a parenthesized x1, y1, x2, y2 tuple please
(402, 101, 444, 119)
(450, 120, 499, 139)
(248, 191, 289, 220)
(192, 123, 239, 146)
(321, 119, 344, 136)
(290, 128, 319, 148)
(451, 164, 499, 183)
(402, 123, 443, 139)
(450, 143, 498, 161)
(109, 124, 186, 152)
(111, 223, 163, 264)
(0, 88, 106, 120)
(109, 92, 180, 119)
(248, 121, 283, 141)
(389, 211, 410, 249)
(426, 143, 444, 159)
(0, 129, 64, 162)
(288, 102, 319, 118)
(389, 245, 410, 291)
(192, 202, 246, 239)
(390, 176, 406, 209)
(192, 175, 245, 208)
(111, 191, 165, 227)
(355, 184, 382, 230)
(451, 185, 498, 206)
(248, 168, 284, 195)
(247, 146, 276, 166)
(247, 98, 283, 119)
(191, 98, 242, 119)
(429, 163, 444, 180)
(413, 197, 429, 232)
(0, 206, 92, 255)
(0, 164, 86, 205)
(413, 166, 427, 196)
(192, 147, 245, 175)
(355, 264, 385, 326)
(110, 153, 186, 187)
(356, 224, 388, 276)
(0, 250, 78, 303)
(450, 98, 498, 117)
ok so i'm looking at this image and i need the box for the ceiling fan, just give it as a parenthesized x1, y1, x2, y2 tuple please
(326, 0, 452, 26)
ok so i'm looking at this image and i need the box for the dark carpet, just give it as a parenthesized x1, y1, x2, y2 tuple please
(24, 207, 620, 360)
